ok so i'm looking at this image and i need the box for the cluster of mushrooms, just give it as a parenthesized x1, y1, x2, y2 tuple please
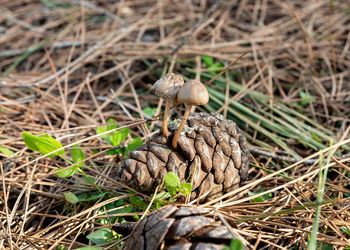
(151, 73, 209, 148)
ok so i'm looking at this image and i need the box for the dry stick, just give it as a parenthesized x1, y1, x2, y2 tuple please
(204, 50, 252, 87)
(86, 74, 106, 124)
(0, 162, 13, 250)
(249, 147, 318, 165)
(61, 77, 87, 129)
(16, 161, 38, 245)
(287, 2, 317, 76)
(328, 0, 337, 73)
(120, 68, 150, 136)
(170, 0, 226, 56)
(216, 64, 268, 114)
(62, 32, 78, 130)
(44, 48, 69, 129)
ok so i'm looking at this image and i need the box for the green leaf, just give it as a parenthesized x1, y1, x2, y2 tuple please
(86, 228, 114, 245)
(96, 126, 107, 134)
(202, 55, 214, 67)
(116, 206, 134, 214)
(63, 192, 79, 204)
(96, 126, 112, 145)
(229, 238, 243, 250)
(154, 192, 171, 201)
(115, 148, 128, 157)
(111, 128, 129, 146)
(129, 196, 147, 209)
(127, 137, 143, 151)
(22, 131, 40, 152)
(209, 62, 224, 74)
(75, 247, 102, 250)
(0, 145, 14, 156)
(321, 244, 333, 250)
(105, 149, 118, 155)
(35, 135, 64, 158)
(143, 107, 157, 117)
(248, 191, 272, 202)
(179, 183, 192, 195)
(71, 144, 85, 168)
(164, 172, 180, 196)
(3, 39, 50, 76)
(56, 166, 77, 178)
(311, 132, 322, 143)
(341, 226, 350, 236)
(106, 118, 118, 130)
(77, 192, 109, 202)
(300, 91, 315, 107)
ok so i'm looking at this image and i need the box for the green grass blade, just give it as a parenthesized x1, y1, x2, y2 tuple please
(2, 38, 50, 76)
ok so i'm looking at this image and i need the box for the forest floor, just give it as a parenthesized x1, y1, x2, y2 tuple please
(0, 0, 350, 249)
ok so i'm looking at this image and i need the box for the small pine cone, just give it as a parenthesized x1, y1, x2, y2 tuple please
(118, 112, 249, 201)
(123, 205, 245, 250)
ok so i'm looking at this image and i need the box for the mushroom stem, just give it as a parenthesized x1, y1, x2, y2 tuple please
(172, 104, 191, 149)
(162, 101, 171, 137)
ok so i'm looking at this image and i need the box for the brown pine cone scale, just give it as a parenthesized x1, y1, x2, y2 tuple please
(123, 205, 245, 250)
(118, 112, 249, 201)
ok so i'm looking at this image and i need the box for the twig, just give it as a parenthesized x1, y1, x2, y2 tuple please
(0, 41, 84, 59)
(249, 147, 317, 165)
(0, 94, 40, 105)
(69, 0, 125, 23)
(170, 0, 226, 56)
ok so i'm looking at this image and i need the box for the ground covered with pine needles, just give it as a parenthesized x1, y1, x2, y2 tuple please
(1, 0, 350, 249)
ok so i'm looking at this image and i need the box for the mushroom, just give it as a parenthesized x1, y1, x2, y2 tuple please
(151, 73, 184, 137)
(172, 79, 209, 148)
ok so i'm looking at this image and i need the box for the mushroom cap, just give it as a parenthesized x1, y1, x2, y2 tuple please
(177, 80, 209, 106)
(151, 73, 184, 102)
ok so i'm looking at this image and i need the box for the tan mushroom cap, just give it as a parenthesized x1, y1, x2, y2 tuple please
(177, 80, 209, 106)
(151, 73, 184, 102)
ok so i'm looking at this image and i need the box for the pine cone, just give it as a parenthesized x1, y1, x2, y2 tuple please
(118, 112, 249, 201)
(123, 205, 245, 250)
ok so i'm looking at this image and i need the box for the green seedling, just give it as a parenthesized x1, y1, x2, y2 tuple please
(299, 91, 316, 107)
(22, 131, 101, 191)
(202, 55, 224, 75)
(248, 190, 272, 202)
(56, 143, 86, 178)
(86, 228, 122, 246)
(221, 238, 243, 250)
(151, 172, 192, 205)
(142, 107, 157, 118)
(97, 118, 143, 156)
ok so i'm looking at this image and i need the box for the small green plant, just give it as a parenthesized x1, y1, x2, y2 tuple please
(142, 107, 157, 118)
(86, 228, 122, 246)
(96, 118, 142, 156)
(221, 238, 243, 250)
(152, 172, 192, 205)
(248, 190, 272, 202)
(341, 226, 350, 236)
(299, 91, 316, 107)
(22, 131, 102, 190)
(202, 55, 224, 75)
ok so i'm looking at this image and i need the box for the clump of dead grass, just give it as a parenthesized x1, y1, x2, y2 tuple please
(0, 0, 349, 249)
